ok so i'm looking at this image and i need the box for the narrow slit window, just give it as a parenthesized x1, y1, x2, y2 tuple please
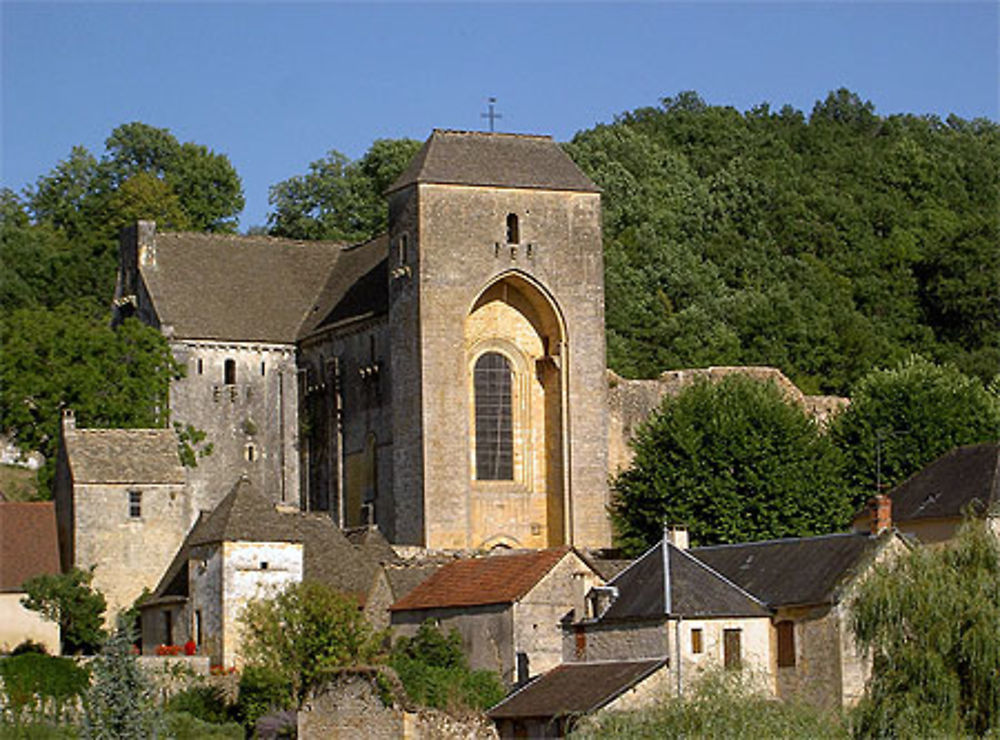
(506, 214, 519, 244)
(224, 359, 236, 385)
(474, 352, 513, 480)
(128, 490, 142, 519)
(196, 358, 203, 375)
(399, 234, 408, 265)
(260, 361, 266, 376)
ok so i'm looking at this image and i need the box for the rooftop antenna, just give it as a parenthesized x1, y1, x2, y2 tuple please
(481, 97, 502, 132)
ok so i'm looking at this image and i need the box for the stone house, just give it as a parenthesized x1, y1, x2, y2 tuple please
(565, 530, 773, 697)
(850, 443, 1000, 545)
(389, 547, 602, 684)
(0, 501, 61, 654)
(111, 129, 612, 552)
(488, 658, 670, 738)
(691, 527, 910, 709)
(53, 410, 188, 618)
(140, 478, 393, 667)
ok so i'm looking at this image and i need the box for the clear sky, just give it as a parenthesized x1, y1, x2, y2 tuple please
(3, 1, 998, 229)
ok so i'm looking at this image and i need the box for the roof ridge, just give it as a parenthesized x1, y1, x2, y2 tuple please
(432, 128, 554, 141)
(692, 531, 862, 550)
(157, 231, 348, 249)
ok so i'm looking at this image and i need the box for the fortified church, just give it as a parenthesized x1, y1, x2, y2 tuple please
(55, 131, 613, 628)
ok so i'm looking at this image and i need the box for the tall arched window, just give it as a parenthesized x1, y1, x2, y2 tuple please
(505, 214, 519, 244)
(474, 352, 513, 480)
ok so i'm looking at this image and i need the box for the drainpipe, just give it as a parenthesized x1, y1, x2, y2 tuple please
(560, 339, 572, 545)
(676, 617, 683, 697)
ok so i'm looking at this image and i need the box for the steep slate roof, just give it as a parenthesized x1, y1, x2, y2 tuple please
(388, 130, 600, 194)
(390, 547, 571, 612)
(692, 532, 882, 608)
(597, 541, 769, 622)
(187, 478, 301, 546)
(0, 502, 60, 592)
(488, 659, 668, 721)
(140, 232, 346, 343)
(64, 428, 184, 484)
(887, 443, 1000, 522)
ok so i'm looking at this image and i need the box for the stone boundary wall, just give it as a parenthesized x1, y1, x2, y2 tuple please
(608, 367, 849, 475)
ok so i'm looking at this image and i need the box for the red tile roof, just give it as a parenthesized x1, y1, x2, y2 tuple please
(390, 547, 571, 611)
(0, 502, 60, 592)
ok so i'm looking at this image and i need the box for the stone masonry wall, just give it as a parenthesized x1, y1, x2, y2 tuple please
(607, 367, 849, 475)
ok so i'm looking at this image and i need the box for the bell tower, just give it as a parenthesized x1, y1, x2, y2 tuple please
(385, 130, 610, 549)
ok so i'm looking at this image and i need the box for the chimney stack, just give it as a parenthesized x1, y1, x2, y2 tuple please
(62, 408, 75, 432)
(665, 524, 689, 550)
(869, 494, 892, 536)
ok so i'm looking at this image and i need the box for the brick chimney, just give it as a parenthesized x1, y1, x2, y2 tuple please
(869, 494, 892, 536)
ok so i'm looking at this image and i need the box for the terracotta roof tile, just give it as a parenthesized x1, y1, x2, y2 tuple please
(390, 547, 570, 611)
(0, 502, 60, 592)
(64, 428, 184, 484)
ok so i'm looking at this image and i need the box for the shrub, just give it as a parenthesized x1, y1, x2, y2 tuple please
(0, 653, 89, 724)
(234, 665, 293, 731)
(163, 711, 242, 739)
(572, 669, 846, 739)
(164, 684, 230, 725)
(10, 640, 47, 656)
(390, 621, 505, 713)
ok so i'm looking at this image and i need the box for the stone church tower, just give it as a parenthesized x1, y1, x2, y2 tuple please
(385, 131, 610, 549)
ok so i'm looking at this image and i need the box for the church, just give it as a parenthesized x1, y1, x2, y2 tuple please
(109, 129, 611, 552)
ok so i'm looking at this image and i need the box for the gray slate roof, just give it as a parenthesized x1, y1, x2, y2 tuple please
(488, 659, 667, 721)
(691, 532, 883, 608)
(188, 478, 301, 546)
(388, 130, 600, 194)
(64, 428, 184, 484)
(598, 541, 769, 622)
(887, 443, 1000, 522)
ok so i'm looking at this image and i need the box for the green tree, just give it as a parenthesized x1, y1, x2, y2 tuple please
(850, 521, 1000, 736)
(268, 137, 421, 242)
(0, 302, 182, 494)
(389, 620, 505, 712)
(830, 355, 1000, 508)
(20, 568, 107, 655)
(240, 581, 384, 707)
(82, 616, 159, 739)
(611, 375, 850, 553)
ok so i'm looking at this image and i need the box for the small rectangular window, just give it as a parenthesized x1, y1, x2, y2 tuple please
(691, 628, 703, 654)
(224, 359, 236, 385)
(128, 490, 142, 518)
(777, 621, 796, 667)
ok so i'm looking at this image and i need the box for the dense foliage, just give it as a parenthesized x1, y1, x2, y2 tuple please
(240, 581, 384, 707)
(20, 568, 107, 655)
(850, 521, 1000, 736)
(831, 355, 1000, 504)
(0, 653, 89, 726)
(612, 374, 850, 552)
(566, 90, 999, 393)
(268, 138, 422, 242)
(389, 620, 505, 712)
(82, 618, 160, 739)
(1, 122, 239, 497)
(572, 667, 847, 739)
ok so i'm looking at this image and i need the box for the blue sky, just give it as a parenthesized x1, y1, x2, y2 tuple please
(3, 2, 998, 229)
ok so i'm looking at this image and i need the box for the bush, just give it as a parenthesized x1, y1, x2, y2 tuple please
(390, 622, 505, 713)
(234, 665, 293, 731)
(0, 653, 89, 724)
(572, 669, 846, 739)
(164, 685, 229, 725)
(163, 711, 243, 739)
(10, 641, 46, 656)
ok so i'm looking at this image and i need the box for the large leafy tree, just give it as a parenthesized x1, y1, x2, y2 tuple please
(240, 581, 384, 707)
(850, 521, 1000, 736)
(567, 90, 1000, 392)
(268, 137, 421, 242)
(830, 355, 1000, 508)
(21, 567, 107, 654)
(0, 301, 181, 492)
(611, 375, 850, 553)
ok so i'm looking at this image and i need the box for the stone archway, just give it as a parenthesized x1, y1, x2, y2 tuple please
(465, 271, 567, 548)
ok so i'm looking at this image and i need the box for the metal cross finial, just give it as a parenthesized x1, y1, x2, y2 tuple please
(481, 97, 502, 132)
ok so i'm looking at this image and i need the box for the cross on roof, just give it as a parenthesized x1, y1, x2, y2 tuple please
(481, 97, 503, 132)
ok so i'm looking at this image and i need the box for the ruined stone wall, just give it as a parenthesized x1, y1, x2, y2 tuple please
(391, 182, 609, 549)
(607, 367, 849, 475)
(169, 341, 299, 515)
(71, 481, 188, 621)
